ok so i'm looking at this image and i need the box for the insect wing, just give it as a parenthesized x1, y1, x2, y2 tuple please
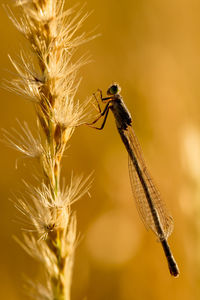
(125, 126, 173, 239)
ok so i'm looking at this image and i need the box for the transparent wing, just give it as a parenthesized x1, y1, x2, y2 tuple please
(125, 125, 173, 239)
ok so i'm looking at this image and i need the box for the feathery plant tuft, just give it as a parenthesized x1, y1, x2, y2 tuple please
(4, 0, 94, 299)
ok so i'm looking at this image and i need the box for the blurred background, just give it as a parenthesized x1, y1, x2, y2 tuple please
(0, 0, 200, 299)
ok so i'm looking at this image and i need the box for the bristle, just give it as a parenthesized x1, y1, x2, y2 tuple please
(5, 0, 95, 299)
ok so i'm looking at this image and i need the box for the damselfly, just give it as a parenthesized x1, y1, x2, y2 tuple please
(88, 83, 179, 277)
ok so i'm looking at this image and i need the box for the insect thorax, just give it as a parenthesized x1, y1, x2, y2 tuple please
(110, 96, 132, 130)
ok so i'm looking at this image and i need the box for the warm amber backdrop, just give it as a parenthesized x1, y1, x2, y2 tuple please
(0, 0, 200, 299)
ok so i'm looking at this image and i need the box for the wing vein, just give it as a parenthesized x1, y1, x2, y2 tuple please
(126, 126, 173, 239)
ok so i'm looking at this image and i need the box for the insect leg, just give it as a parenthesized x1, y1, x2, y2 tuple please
(86, 102, 110, 126)
(97, 89, 113, 102)
(89, 105, 110, 130)
(92, 92, 102, 113)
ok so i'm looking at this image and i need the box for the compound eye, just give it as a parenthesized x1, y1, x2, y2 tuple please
(107, 84, 119, 95)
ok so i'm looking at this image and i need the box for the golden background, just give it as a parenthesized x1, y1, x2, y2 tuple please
(0, 0, 199, 299)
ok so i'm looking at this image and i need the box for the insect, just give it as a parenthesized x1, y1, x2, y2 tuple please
(88, 83, 179, 277)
